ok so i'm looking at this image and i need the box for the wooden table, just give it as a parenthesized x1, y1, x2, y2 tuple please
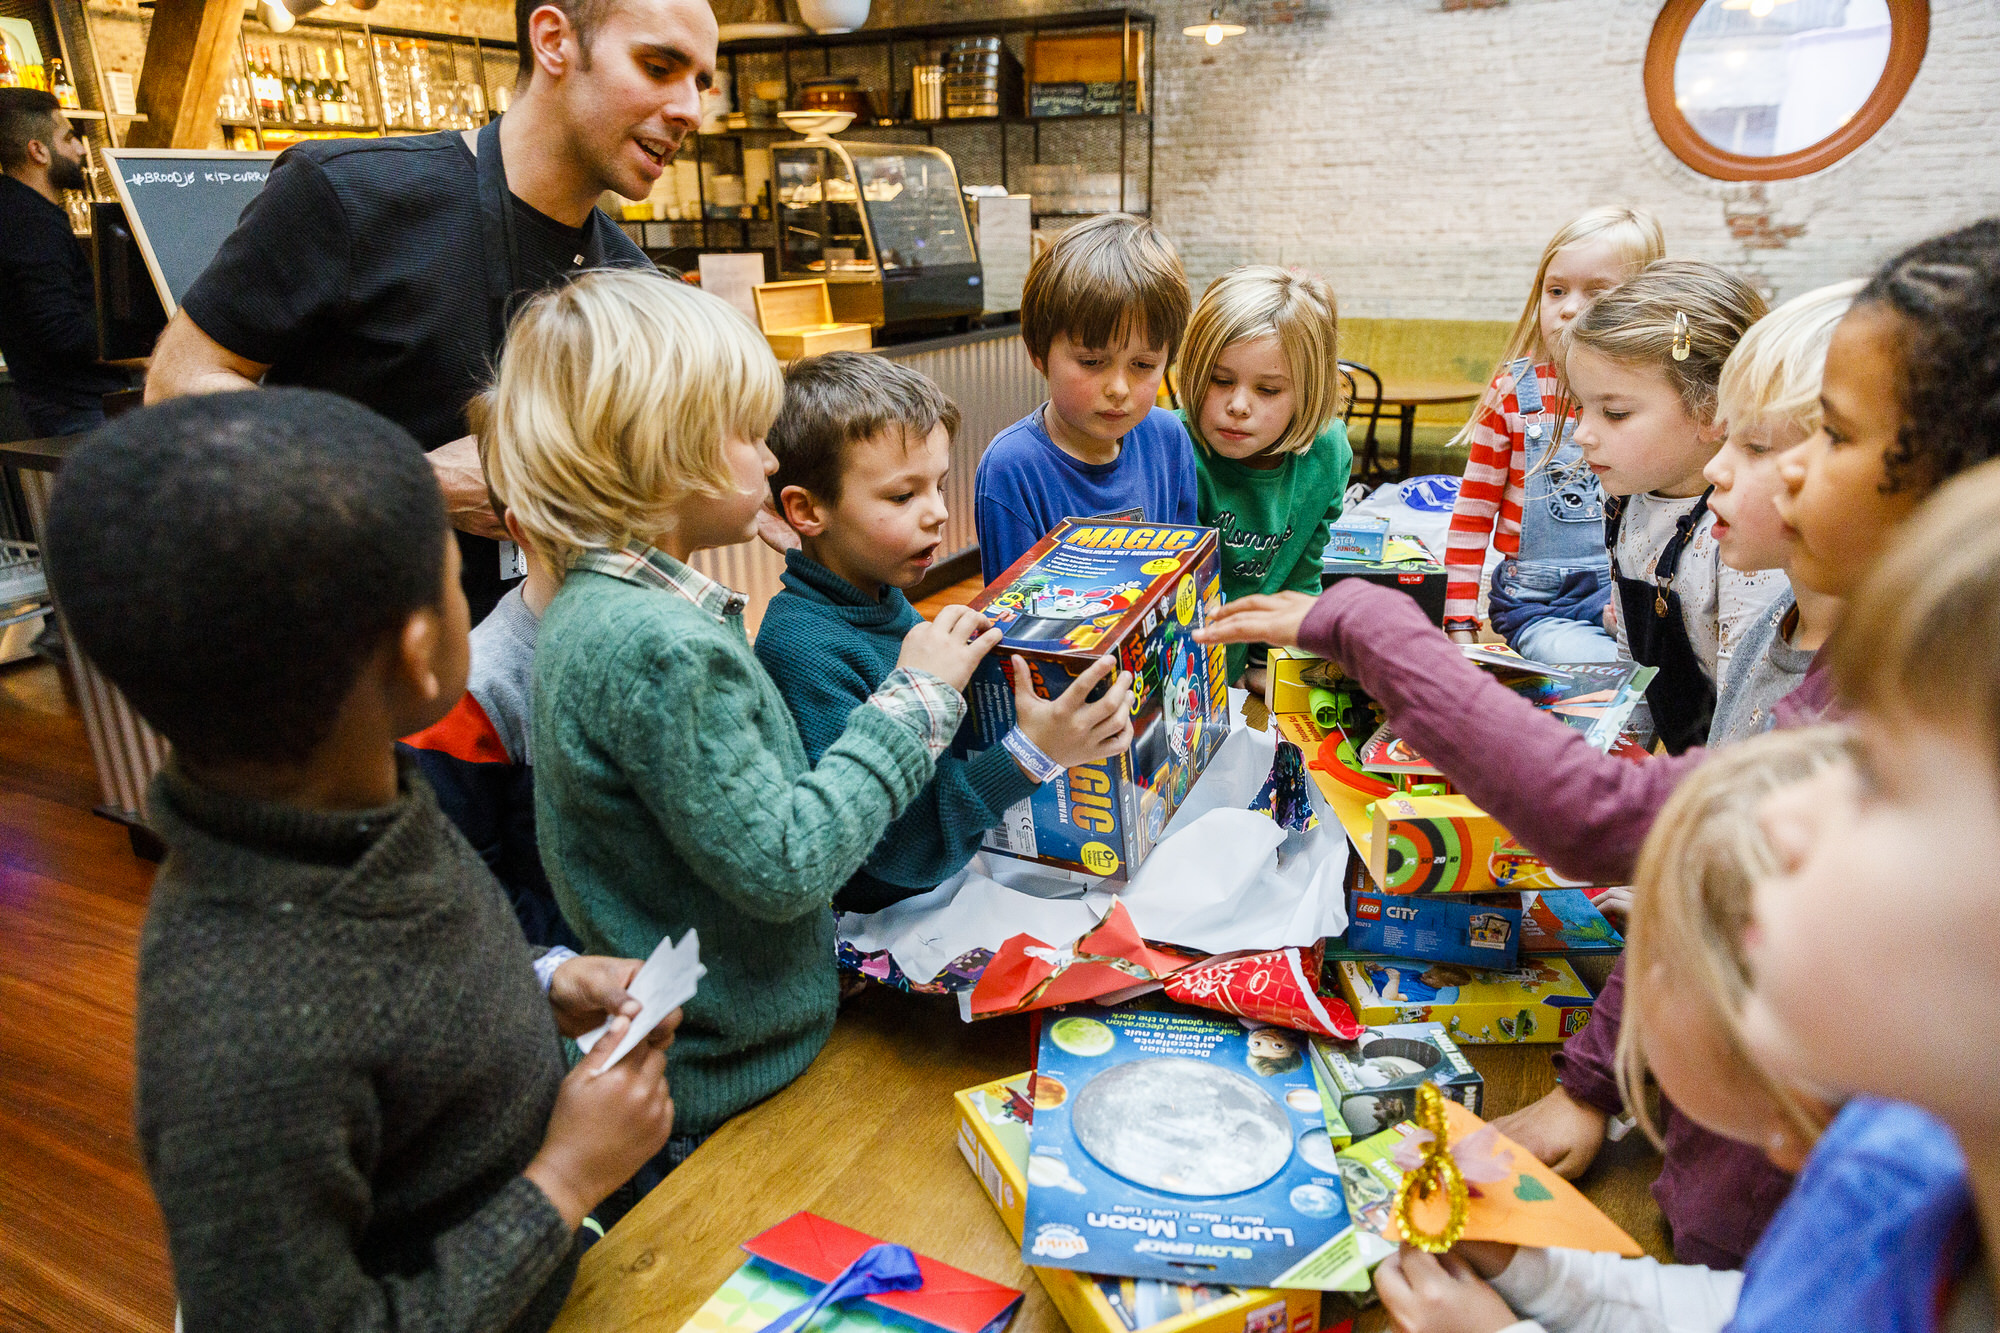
(1352, 379, 1485, 483)
(554, 986, 1666, 1332)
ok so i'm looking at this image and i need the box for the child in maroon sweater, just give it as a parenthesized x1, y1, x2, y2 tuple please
(1196, 217, 2000, 1269)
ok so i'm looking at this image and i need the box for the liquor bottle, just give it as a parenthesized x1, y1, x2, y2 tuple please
(48, 57, 78, 110)
(255, 47, 280, 120)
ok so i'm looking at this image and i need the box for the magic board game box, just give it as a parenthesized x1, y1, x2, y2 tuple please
(967, 520, 1230, 881)
(1020, 1000, 1369, 1291)
(1305, 1022, 1484, 1148)
(955, 1074, 1323, 1333)
(1344, 891, 1525, 970)
(1332, 958, 1594, 1044)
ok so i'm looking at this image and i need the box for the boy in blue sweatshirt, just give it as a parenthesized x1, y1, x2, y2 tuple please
(756, 352, 1137, 913)
(973, 213, 1199, 582)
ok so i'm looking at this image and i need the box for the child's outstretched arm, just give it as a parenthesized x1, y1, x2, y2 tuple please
(1195, 583, 1703, 885)
(619, 608, 1001, 921)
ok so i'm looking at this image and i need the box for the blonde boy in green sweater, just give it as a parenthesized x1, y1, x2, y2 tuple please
(486, 270, 1000, 1202)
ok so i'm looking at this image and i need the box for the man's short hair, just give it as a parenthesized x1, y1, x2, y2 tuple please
(44, 389, 448, 767)
(0, 87, 61, 172)
(516, 0, 613, 78)
(1020, 213, 1191, 364)
(766, 352, 960, 506)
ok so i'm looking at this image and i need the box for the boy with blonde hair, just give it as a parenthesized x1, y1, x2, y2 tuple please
(487, 269, 1001, 1202)
(974, 213, 1197, 581)
(756, 351, 1136, 916)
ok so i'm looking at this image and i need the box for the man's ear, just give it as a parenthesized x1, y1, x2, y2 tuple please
(25, 137, 51, 169)
(778, 483, 826, 537)
(525, 3, 575, 80)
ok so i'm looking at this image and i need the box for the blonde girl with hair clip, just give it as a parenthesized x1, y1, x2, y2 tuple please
(1175, 265, 1351, 689)
(1563, 260, 1785, 754)
(1443, 207, 1664, 663)
(1375, 728, 1850, 1333)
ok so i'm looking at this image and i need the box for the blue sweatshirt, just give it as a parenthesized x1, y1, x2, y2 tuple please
(974, 404, 1199, 583)
(754, 551, 1040, 912)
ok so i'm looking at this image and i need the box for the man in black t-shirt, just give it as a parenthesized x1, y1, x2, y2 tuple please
(0, 89, 135, 437)
(147, 0, 717, 621)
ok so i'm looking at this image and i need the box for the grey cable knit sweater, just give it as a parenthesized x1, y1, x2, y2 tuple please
(137, 758, 579, 1332)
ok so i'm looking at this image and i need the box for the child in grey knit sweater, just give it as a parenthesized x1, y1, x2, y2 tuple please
(44, 390, 679, 1333)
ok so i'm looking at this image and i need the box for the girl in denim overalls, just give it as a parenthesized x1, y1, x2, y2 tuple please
(1442, 207, 1665, 663)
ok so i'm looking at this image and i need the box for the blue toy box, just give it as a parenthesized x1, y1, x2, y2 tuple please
(1022, 1000, 1364, 1291)
(966, 520, 1230, 882)
(1344, 890, 1524, 969)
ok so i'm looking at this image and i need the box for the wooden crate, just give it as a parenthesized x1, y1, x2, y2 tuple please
(752, 279, 874, 361)
(1027, 28, 1146, 110)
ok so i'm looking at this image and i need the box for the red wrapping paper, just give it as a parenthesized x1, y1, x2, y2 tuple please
(1160, 941, 1362, 1039)
(969, 901, 1191, 1017)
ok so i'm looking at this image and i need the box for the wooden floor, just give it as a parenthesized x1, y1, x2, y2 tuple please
(0, 657, 174, 1333)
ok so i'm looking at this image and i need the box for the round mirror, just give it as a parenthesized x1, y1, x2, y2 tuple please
(1646, 0, 1928, 180)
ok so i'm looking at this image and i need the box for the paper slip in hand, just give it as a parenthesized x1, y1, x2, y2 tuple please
(575, 929, 704, 1072)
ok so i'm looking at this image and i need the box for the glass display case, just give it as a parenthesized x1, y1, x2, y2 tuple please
(773, 139, 982, 329)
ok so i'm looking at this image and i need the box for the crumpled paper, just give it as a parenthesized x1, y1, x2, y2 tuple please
(836, 694, 1351, 986)
(968, 901, 1191, 1017)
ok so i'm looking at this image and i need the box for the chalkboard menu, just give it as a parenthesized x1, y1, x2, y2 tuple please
(101, 149, 280, 314)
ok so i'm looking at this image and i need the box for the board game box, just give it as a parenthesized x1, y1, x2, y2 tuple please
(967, 520, 1230, 881)
(1366, 792, 1564, 895)
(1332, 957, 1595, 1044)
(1020, 1000, 1367, 1291)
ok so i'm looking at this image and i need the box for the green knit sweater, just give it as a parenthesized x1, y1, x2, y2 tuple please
(533, 568, 939, 1135)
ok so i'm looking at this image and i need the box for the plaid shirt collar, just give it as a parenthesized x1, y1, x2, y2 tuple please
(571, 541, 748, 622)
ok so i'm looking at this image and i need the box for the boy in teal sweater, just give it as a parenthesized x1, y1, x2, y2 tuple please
(490, 273, 1003, 1183)
(756, 352, 1139, 913)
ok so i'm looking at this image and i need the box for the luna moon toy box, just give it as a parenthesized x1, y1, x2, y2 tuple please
(966, 520, 1230, 882)
(1021, 1000, 1368, 1293)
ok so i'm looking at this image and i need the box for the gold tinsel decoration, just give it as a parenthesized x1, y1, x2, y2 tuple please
(1392, 1082, 1470, 1253)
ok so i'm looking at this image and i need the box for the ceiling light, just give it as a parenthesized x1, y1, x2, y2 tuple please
(1184, 5, 1246, 44)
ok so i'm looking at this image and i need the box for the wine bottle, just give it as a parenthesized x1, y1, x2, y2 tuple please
(314, 48, 340, 126)
(298, 46, 321, 123)
(334, 47, 360, 125)
(255, 47, 280, 120)
(279, 46, 300, 123)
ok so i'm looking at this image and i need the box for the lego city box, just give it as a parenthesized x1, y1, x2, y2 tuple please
(955, 1074, 1323, 1333)
(967, 520, 1230, 881)
(1343, 890, 1525, 970)
(1332, 957, 1594, 1044)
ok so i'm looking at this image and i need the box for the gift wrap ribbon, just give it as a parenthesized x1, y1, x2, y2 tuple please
(758, 1243, 922, 1333)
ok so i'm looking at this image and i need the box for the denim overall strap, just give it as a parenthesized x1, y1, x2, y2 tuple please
(1605, 491, 1717, 754)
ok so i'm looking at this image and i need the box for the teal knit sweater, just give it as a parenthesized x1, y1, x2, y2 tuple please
(533, 568, 939, 1135)
(754, 551, 1040, 913)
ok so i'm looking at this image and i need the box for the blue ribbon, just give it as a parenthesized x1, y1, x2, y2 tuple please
(756, 1243, 924, 1333)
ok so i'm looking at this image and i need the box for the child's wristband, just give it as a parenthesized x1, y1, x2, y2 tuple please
(1001, 726, 1065, 783)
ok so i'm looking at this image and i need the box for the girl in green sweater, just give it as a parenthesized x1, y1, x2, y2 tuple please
(483, 270, 1002, 1198)
(1177, 266, 1353, 694)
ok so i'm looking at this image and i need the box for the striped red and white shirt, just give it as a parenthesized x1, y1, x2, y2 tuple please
(1442, 360, 1570, 632)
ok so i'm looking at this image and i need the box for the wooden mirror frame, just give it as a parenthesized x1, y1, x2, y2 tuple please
(1645, 0, 1930, 181)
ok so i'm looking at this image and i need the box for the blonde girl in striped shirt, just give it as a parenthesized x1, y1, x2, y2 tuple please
(1441, 207, 1664, 661)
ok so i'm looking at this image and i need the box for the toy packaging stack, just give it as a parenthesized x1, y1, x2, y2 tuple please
(966, 519, 1230, 882)
(1321, 530, 1448, 626)
(1337, 887, 1624, 970)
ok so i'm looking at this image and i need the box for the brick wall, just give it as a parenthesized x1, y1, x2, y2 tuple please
(729, 0, 2000, 316)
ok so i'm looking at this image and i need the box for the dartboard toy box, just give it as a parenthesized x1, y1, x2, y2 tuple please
(1020, 1000, 1369, 1292)
(966, 520, 1230, 882)
(1365, 792, 1563, 895)
(1332, 958, 1594, 1044)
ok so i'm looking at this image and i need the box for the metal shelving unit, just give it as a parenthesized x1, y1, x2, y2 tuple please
(653, 8, 1154, 265)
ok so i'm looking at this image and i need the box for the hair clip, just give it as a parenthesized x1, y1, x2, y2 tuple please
(1671, 311, 1691, 362)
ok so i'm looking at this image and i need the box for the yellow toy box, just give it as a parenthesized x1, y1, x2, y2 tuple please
(1366, 792, 1561, 895)
(954, 1075, 1324, 1333)
(1332, 957, 1595, 1044)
